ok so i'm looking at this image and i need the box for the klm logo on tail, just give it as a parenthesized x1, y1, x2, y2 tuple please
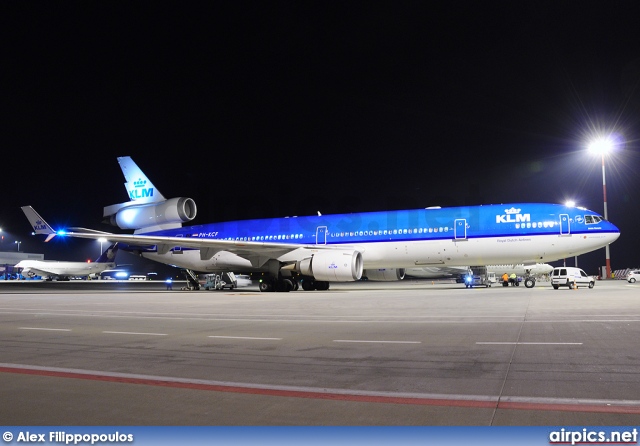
(128, 178, 154, 200)
(33, 220, 49, 231)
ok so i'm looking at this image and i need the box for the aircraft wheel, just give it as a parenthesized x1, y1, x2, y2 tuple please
(524, 278, 535, 288)
(275, 279, 293, 292)
(315, 281, 330, 291)
(259, 281, 273, 292)
(302, 280, 315, 291)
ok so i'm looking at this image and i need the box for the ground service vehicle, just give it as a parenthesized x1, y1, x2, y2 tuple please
(203, 272, 237, 290)
(551, 267, 595, 289)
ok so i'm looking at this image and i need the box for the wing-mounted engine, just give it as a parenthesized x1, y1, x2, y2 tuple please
(295, 250, 363, 282)
(104, 197, 197, 233)
(363, 268, 405, 281)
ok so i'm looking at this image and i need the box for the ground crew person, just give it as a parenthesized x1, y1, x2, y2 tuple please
(509, 273, 517, 286)
(502, 273, 509, 286)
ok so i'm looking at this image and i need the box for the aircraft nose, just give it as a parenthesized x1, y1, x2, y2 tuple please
(609, 222, 621, 241)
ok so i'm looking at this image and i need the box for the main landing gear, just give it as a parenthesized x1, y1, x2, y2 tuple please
(259, 276, 330, 292)
(259, 277, 298, 292)
(301, 278, 329, 291)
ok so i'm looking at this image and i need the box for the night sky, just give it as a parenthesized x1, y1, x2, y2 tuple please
(2, 1, 639, 275)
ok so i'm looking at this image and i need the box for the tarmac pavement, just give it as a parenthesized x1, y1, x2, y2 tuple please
(0, 279, 638, 425)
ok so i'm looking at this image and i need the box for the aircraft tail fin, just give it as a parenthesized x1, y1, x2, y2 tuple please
(21, 206, 57, 242)
(117, 156, 166, 204)
(95, 243, 119, 263)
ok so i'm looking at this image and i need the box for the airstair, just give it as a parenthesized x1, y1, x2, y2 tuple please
(180, 268, 201, 290)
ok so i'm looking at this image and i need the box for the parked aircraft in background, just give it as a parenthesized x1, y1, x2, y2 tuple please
(18, 206, 119, 280)
(15, 246, 118, 281)
(27, 156, 620, 291)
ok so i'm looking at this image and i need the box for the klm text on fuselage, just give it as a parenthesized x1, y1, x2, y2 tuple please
(496, 213, 531, 224)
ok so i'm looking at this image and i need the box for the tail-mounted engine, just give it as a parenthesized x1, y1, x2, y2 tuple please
(106, 197, 197, 233)
(295, 250, 363, 282)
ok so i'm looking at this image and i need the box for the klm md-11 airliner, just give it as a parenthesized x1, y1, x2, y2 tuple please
(24, 156, 620, 291)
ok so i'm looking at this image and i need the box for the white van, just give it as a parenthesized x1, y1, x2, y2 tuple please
(551, 267, 595, 289)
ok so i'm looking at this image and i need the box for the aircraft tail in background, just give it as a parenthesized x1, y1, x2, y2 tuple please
(95, 243, 119, 263)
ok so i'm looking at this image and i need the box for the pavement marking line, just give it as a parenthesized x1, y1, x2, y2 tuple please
(18, 327, 71, 332)
(103, 331, 168, 336)
(333, 340, 422, 344)
(208, 336, 283, 340)
(1, 362, 640, 414)
(476, 342, 583, 345)
(498, 400, 640, 414)
(5, 310, 640, 324)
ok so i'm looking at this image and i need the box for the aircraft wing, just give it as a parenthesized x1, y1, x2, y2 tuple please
(61, 228, 349, 267)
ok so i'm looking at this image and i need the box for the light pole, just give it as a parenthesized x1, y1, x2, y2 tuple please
(98, 237, 107, 256)
(15, 240, 21, 252)
(588, 137, 613, 279)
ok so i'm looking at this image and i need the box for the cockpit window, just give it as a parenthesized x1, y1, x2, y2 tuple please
(585, 215, 603, 224)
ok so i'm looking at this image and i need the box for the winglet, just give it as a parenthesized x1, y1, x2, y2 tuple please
(21, 206, 57, 242)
